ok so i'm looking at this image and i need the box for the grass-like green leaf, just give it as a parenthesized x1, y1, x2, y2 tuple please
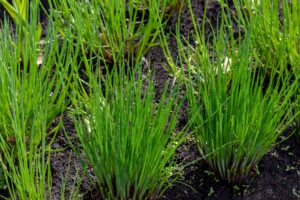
(0, 15, 78, 199)
(166, 0, 299, 184)
(49, 0, 180, 65)
(0, 0, 42, 42)
(72, 66, 184, 199)
(187, 32, 297, 184)
(231, 0, 300, 78)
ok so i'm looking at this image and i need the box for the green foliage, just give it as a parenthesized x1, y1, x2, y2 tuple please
(0, 22, 70, 149)
(50, 0, 179, 64)
(0, 0, 42, 42)
(0, 17, 78, 199)
(229, 0, 300, 145)
(0, 0, 297, 198)
(72, 66, 184, 199)
(185, 33, 296, 184)
(231, 0, 300, 78)
(163, 0, 299, 184)
(0, 0, 32, 26)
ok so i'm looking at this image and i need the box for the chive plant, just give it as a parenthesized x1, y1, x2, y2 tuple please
(0, 14, 77, 198)
(228, 0, 300, 144)
(230, 0, 300, 77)
(72, 65, 184, 199)
(189, 40, 296, 183)
(50, 0, 179, 65)
(188, 35, 296, 184)
(167, 0, 298, 184)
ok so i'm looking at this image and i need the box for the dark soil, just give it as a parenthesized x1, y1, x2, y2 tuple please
(162, 130, 300, 200)
(0, 0, 299, 200)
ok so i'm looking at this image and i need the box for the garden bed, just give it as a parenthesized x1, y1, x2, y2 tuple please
(0, 0, 299, 200)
